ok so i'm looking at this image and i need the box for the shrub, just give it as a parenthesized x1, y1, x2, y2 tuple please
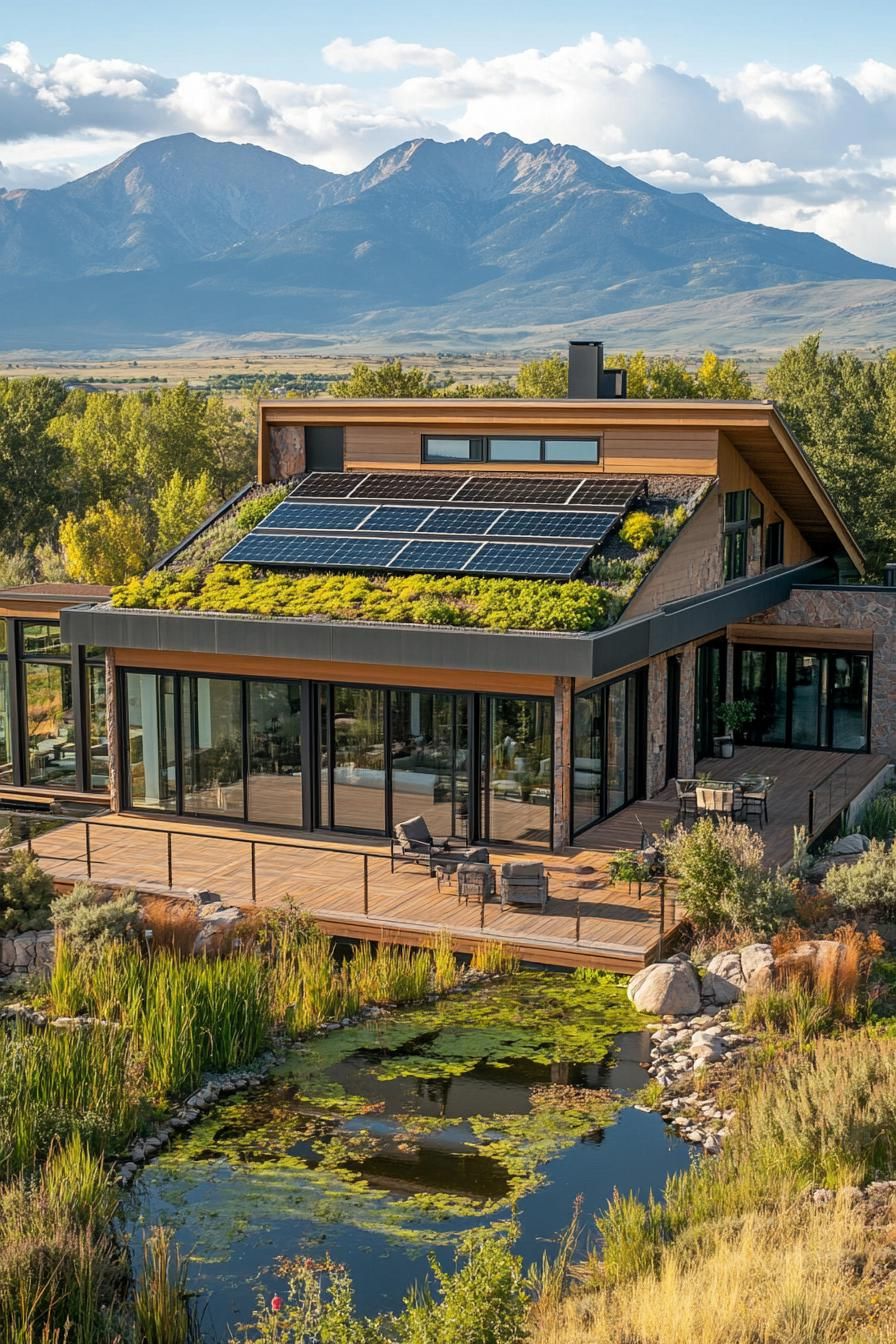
(51, 883, 141, 952)
(853, 788, 896, 841)
(619, 511, 659, 551)
(0, 851, 55, 934)
(663, 819, 794, 933)
(236, 485, 288, 532)
(823, 839, 896, 913)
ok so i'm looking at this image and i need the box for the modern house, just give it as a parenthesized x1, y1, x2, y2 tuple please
(1, 341, 894, 964)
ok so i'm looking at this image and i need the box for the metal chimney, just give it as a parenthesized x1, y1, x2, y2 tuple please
(567, 340, 627, 399)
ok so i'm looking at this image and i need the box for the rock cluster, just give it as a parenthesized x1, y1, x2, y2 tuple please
(0, 929, 55, 977)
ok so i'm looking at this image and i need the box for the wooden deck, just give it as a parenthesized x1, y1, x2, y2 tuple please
(25, 813, 682, 973)
(579, 745, 891, 867)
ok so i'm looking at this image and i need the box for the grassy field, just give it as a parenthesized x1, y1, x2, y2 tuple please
(0, 350, 524, 405)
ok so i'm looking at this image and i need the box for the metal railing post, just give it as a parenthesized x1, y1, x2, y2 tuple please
(363, 855, 369, 915)
(26, 822, 32, 856)
(250, 842, 257, 903)
(808, 789, 815, 835)
(658, 879, 666, 960)
(479, 897, 485, 929)
(85, 822, 92, 878)
(166, 831, 173, 889)
(575, 895, 581, 944)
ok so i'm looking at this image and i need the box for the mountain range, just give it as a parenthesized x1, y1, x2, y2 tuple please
(1, 131, 894, 352)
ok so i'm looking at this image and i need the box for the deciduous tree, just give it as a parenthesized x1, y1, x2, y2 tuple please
(60, 501, 150, 585)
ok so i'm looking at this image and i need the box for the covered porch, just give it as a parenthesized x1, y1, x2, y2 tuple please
(579, 744, 891, 867)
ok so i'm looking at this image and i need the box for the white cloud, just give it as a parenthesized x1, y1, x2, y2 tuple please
(322, 37, 457, 74)
(2, 34, 896, 263)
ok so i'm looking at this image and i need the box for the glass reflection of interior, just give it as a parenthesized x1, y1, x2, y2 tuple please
(247, 680, 303, 826)
(482, 696, 553, 846)
(573, 692, 602, 833)
(125, 672, 177, 810)
(330, 686, 386, 832)
(25, 662, 76, 788)
(0, 655, 11, 784)
(86, 662, 109, 788)
(181, 676, 245, 818)
(735, 647, 871, 752)
(390, 690, 469, 840)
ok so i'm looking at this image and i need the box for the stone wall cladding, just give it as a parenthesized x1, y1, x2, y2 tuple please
(749, 588, 896, 759)
(645, 642, 698, 798)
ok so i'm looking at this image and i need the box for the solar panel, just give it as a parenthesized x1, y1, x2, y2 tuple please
(260, 502, 374, 531)
(390, 541, 482, 572)
(469, 543, 592, 579)
(221, 534, 402, 569)
(486, 509, 615, 541)
(417, 507, 505, 535)
(452, 477, 579, 505)
(289, 473, 368, 498)
(349, 473, 469, 501)
(572, 478, 646, 510)
(358, 505, 435, 532)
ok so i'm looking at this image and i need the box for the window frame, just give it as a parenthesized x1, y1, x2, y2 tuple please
(421, 434, 601, 465)
(723, 489, 763, 582)
(765, 520, 784, 568)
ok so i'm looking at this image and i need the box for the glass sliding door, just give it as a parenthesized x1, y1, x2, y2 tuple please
(605, 679, 628, 814)
(124, 672, 177, 811)
(24, 662, 76, 788)
(790, 654, 822, 748)
(694, 639, 726, 761)
(830, 654, 870, 751)
(247, 680, 303, 826)
(482, 696, 553, 845)
(0, 625, 10, 784)
(181, 675, 245, 818)
(737, 649, 787, 745)
(390, 690, 469, 840)
(573, 689, 603, 833)
(330, 686, 386, 832)
(86, 663, 110, 789)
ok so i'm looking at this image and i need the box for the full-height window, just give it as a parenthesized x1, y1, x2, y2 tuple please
(572, 671, 644, 834)
(694, 638, 727, 760)
(323, 686, 387, 833)
(124, 672, 177, 811)
(723, 490, 763, 582)
(390, 690, 469, 840)
(181, 676, 244, 818)
(735, 647, 870, 752)
(482, 695, 553, 845)
(22, 623, 76, 789)
(247, 681, 303, 826)
(85, 650, 109, 789)
(0, 624, 10, 784)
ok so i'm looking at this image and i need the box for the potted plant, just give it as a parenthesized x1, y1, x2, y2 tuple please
(714, 700, 756, 758)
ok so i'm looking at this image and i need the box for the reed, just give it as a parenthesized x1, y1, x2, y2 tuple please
(430, 929, 463, 994)
(133, 1225, 195, 1344)
(350, 940, 432, 1005)
(470, 941, 521, 976)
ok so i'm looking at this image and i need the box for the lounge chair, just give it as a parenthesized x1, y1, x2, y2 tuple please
(390, 816, 482, 875)
(499, 861, 549, 912)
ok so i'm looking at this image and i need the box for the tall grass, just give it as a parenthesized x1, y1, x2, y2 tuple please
(133, 1226, 195, 1344)
(471, 941, 521, 976)
(430, 929, 463, 994)
(269, 922, 360, 1034)
(351, 941, 432, 1005)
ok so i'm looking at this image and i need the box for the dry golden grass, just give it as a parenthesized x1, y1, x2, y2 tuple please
(540, 1198, 895, 1344)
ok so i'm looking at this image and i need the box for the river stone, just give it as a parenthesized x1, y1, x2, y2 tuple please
(702, 951, 746, 1004)
(627, 959, 701, 1016)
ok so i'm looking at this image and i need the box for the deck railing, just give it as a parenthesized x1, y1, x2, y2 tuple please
(3, 812, 674, 959)
(807, 757, 860, 837)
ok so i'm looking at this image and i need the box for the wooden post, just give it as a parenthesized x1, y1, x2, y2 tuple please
(552, 676, 574, 851)
(85, 822, 92, 878)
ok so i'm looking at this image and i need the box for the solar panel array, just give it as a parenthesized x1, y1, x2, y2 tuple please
(222, 472, 646, 581)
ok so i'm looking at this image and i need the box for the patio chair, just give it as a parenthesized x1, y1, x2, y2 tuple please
(741, 786, 769, 828)
(674, 778, 698, 821)
(499, 861, 549, 912)
(456, 862, 495, 905)
(390, 816, 469, 872)
(695, 785, 743, 821)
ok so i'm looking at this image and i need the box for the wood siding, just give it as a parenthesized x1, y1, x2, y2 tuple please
(112, 647, 556, 697)
(728, 622, 874, 651)
(718, 434, 814, 567)
(342, 422, 718, 476)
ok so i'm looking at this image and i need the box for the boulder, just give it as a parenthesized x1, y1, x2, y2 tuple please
(702, 951, 746, 1004)
(33, 930, 56, 974)
(828, 833, 869, 856)
(13, 932, 37, 968)
(0, 937, 16, 973)
(627, 958, 702, 1016)
(740, 943, 774, 985)
(773, 939, 844, 987)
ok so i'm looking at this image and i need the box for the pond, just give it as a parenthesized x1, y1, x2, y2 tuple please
(126, 971, 694, 1332)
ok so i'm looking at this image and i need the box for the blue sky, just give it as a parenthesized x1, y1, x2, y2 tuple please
(2, 2, 896, 261)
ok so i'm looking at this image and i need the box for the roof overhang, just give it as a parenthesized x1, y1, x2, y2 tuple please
(61, 558, 834, 683)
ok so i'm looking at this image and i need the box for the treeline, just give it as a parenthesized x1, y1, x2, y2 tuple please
(0, 380, 254, 586)
(2, 337, 895, 586)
